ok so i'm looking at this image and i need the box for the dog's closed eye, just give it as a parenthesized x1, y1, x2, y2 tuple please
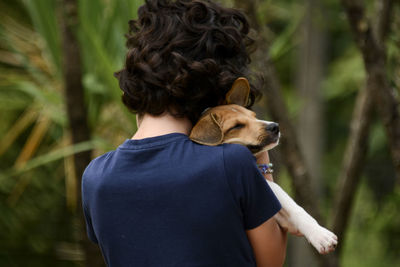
(227, 123, 245, 132)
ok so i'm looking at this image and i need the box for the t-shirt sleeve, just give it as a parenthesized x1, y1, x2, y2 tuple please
(83, 205, 99, 244)
(223, 144, 282, 230)
(81, 165, 99, 244)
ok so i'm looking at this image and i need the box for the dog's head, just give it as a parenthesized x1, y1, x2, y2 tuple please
(190, 78, 280, 154)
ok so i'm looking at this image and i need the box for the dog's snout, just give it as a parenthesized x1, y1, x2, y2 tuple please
(266, 123, 279, 134)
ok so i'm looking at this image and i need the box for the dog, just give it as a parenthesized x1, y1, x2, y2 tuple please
(189, 77, 338, 254)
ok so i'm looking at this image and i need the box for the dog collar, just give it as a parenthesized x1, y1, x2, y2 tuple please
(257, 163, 274, 174)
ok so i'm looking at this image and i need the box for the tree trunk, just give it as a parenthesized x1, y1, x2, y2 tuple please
(324, 0, 395, 266)
(59, 0, 105, 266)
(291, 1, 325, 266)
(324, 85, 374, 267)
(341, 0, 400, 181)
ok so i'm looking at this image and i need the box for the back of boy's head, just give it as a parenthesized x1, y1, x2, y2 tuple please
(115, 0, 261, 124)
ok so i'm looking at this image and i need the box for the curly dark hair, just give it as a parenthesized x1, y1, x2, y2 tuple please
(115, 0, 262, 123)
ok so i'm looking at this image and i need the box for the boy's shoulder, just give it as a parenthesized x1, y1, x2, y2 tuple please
(82, 150, 115, 180)
(221, 143, 255, 163)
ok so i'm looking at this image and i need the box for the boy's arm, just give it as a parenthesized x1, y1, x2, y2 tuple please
(246, 217, 287, 267)
(246, 151, 287, 267)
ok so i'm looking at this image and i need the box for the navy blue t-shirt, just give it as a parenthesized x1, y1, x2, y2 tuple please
(82, 133, 281, 267)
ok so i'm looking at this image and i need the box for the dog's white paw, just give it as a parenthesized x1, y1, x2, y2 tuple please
(306, 225, 338, 254)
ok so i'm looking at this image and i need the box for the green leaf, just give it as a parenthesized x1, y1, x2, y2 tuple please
(21, 0, 61, 75)
(0, 140, 104, 179)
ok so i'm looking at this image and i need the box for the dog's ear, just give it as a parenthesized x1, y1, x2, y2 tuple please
(189, 113, 223, 146)
(225, 77, 250, 106)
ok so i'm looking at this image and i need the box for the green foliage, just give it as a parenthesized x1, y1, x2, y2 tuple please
(0, 0, 142, 265)
(258, 0, 399, 266)
(22, 0, 62, 74)
(342, 183, 400, 267)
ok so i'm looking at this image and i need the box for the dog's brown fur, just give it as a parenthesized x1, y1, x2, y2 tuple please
(190, 78, 279, 154)
(190, 105, 278, 153)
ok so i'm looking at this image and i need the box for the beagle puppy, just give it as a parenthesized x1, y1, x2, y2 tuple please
(190, 78, 338, 254)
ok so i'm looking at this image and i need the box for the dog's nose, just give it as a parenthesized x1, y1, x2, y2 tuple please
(266, 123, 279, 134)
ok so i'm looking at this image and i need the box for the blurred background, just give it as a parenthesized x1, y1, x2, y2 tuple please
(0, 0, 399, 266)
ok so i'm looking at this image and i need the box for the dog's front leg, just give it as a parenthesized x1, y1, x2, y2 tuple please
(266, 180, 338, 254)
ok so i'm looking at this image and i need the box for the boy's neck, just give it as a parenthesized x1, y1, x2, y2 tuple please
(132, 112, 192, 140)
